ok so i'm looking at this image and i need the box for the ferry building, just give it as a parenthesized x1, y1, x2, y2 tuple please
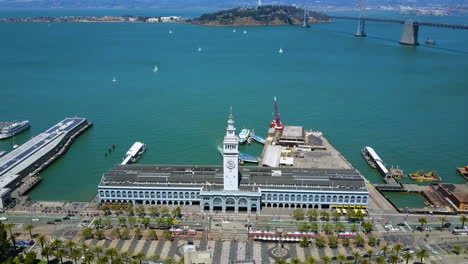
(97, 112, 369, 213)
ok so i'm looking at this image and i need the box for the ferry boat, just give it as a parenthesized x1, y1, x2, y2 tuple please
(238, 129, 250, 144)
(456, 166, 468, 181)
(0, 120, 30, 139)
(424, 38, 436, 45)
(361, 148, 377, 169)
(0, 150, 7, 157)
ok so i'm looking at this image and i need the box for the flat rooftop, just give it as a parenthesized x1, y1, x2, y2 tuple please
(0, 118, 87, 189)
(99, 164, 367, 193)
(280, 126, 304, 140)
(440, 184, 468, 203)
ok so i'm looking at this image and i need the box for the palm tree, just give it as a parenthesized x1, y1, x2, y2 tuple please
(274, 259, 287, 264)
(375, 256, 386, 264)
(402, 251, 412, 264)
(439, 217, 447, 230)
(66, 240, 76, 253)
(94, 246, 103, 258)
(37, 235, 47, 249)
(453, 245, 462, 255)
(392, 243, 403, 256)
(52, 238, 63, 251)
(337, 253, 346, 264)
(24, 224, 34, 239)
(290, 258, 301, 264)
(134, 251, 146, 264)
(416, 248, 429, 263)
(305, 256, 317, 264)
(321, 255, 331, 264)
(418, 217, 427, 230)
(367, 249, 374, 261)
(352, 251, 360, 264)
(105, 248, 118, 262)
(381, 245, 389, 258)
(4, 223, 16, 250)
(41, 245, 54, 263)
(460, 216, 467, 229)
(70, 249, 82, 264)
(55, 248, 66, 264)
(97, 256, 109, 264)
(84, 252, 95, 264)
(81, 243, 89, 256)
(121, 251, 131, 263)
(149, 254, 161, 262)
(389, 253, 399, 264)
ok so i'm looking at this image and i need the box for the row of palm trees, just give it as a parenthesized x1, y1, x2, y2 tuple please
(99, 204, 182, 219)
(293, 209, 365, 222)
(418, 215, 468, 230)
(34, 236, 180, 264)
(274, 244, 431, 264)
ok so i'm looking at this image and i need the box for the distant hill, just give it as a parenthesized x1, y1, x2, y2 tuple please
(188, 5, 331, 26)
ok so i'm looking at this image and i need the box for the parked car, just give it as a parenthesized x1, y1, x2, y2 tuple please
(63, 216, 70, 220)
(54, 219, 62, 222)
(0, 217, 7, 221)
(47, 221, 55, 225)
(31, 218, 39, 222)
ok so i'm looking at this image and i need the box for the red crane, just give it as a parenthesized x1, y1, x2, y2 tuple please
(269, 96, 284, 131)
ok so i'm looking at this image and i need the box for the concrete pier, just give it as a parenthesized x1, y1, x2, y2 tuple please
(354, 17, 367, 37)
(400, 20, 419, 46)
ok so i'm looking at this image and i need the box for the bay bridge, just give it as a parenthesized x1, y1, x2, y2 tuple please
(320, 0, 468, 46)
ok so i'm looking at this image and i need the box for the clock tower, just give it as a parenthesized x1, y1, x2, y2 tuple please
(223, 108, 239, 191)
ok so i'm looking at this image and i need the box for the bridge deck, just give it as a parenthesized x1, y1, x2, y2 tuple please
(330, 16, 468, 30)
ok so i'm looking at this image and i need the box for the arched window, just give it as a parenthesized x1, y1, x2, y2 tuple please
(291, 195, 296, 201)
(139, 191, 143, 198)
(151, 192, 155, 198)
(297, 195, 301, 201)
(338, 196, 343, 203)
(273, 194, 278, 201)
(332, 196, 337, 203)
(350, 196, 355, 203)
(174, 193, 178, 198)
(314, 195, 319, 202)
(285, 194, 289, 201)
(156, 192, 161, 198)
(185, 192, 189, 199)
(111, 191, 115, 197)
(344, 196, 349, 203)
(191, 192, 195, 199)
(168, 192, 173, 198)
(128, 192, 132, 198)
(320, 196, 325, 202)
(267, 194, 272, 200)
(145, 192, 149, 198)
(99, 191, 104, 197)
(362, 196, 368, 203)
(122, 192, 127, 198)
(279, 194, 284, 201)
(356, 196, 361, 203)
(326, 196, 331, 202)
(162, 192, 167, 198)
(105, 191, 109, 197)
(309, 195, 313, 202)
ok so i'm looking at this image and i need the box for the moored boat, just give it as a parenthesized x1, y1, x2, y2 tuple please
(361, 148, 377, 168)
(0, 120, 30, 140)
(238, 129, 250, 144)
(409, 170, 441, 182)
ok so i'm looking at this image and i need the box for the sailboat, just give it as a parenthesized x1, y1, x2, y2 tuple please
(278, 48, 283, 54)
(233, 29, 236, 33)
(243, 30, 247, 34)
(153, 65, 158, 72)
(169, 30, 173, 34)
(112, 77, 117, 83)
(197, 47, 202, 52)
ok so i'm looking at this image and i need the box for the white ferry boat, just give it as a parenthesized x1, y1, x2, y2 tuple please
(238, 129, 250, 144)
(0, 120, 30, 139)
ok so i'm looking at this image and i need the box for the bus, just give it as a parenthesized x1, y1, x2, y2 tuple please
(452, 228, 468, 235)
(338, 232, 357, 239)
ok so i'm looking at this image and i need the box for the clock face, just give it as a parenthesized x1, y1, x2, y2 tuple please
(226, 160, 236, 169)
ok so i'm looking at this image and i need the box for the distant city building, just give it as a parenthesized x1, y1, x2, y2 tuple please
(97, 111, 369, 213)
(146, 18, 159, 23)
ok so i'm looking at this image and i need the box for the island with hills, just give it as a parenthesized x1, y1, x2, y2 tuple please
(187, 5, 332, 26)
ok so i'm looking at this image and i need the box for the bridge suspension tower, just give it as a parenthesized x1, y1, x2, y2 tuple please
(355, 0, 367, 37)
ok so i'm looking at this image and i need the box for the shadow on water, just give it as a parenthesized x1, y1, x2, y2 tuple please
(307, 25, 468, 55)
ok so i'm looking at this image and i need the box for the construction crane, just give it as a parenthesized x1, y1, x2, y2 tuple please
(270, 97, 284, 131)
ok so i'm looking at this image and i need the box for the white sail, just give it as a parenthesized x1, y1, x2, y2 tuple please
(153, 65, 158, 72)
(278, 48, 283, 54)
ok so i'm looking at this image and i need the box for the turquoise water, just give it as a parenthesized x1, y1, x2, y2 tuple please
(382, 192, 428, 209)
(0, 9, 467, 202)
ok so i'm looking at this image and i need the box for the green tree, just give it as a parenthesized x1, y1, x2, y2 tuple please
(367, 249, 374, 261)
(94, 218, 102, 229)
(381, 245, 389, 258)
(310, 223, 318, 233)
(307, 210, 318, 221)
(24, 251, 37, 264)
(129, 217, 137, 228)
(105, 247, 118, 262)
(305, 257, 317, 264)
(134, 228, 142, 240)
(304, 256, 317, 264)
(149, 254, 161, 262)
(172, 207, 182, 218)
(82, 227, 94, 239)
(120, 251, 131, 263)
(332, 211, 340, 222)
(439, 217, 447, 230)
(134, 252, 146, 264)
(118, 217, 127, 226)
(41, 245, 53, 264)
(141, 217, 150, 229)
(100, 204, 111, 216)
(121, 228, 130, 239)
(95, 229, 105, 240)
(165, 257, 176, 264)
(298, 222, 310, 232)
(160, 207, 169, 215)
(0, 222, 10, 263)
(37, 235, 46, 249)
(290, 258, 301, 264)
(135, 205, 145, 217)
(418, 217, 427, 229)
(392, 243, 403, 256)
(417, 248, 429, 263)
(375, 256, 386, 264)
(299, 236, 310, 248)
(149, 229, 158, 240)
(293, 209, 305, 221)
(368, 237, 376, 247)
(97, 256, 109, 264)
(66, 240, 76, 253)
(84, 252, 95, 264)
(362, 222, 373, 233)
(103, 218, 112, 229)
(460, 216, 467, 229)
(55, 248, 66, 264)
(24, 224, 34, 239)
(81, 243, 89, 256)
(354, 235, 365, 247)
(149, 207, 159, 217)
(274, 259, 287, 264)
(352, 251, 360, 264)
(389, 253, 399, 264)
(4, 223, 16, 251)
(70, 249, 82, 264)
(334, 223, 345, 233)
(51, 238, 63, 251)
(321, 255, 331, 264)
(453, 245, 462, 255)
(93, 246, 103, 258)
(402, 251, 412, 264)
(342, 238, 350, 247)
(320, 211, 330, 221)
(323, 223, 333, 234)
(351, 224, 358, 233)
(164, 230, 174, 242)
(328, 236, 338, 248)
(315, 236, 325, 247)
(126, 204, 134, 216)
(337, 253, 346, 264)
